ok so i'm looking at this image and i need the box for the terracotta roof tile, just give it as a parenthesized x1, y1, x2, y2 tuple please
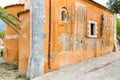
(4, 4, 24, 9)
(17, 9, 30, 17)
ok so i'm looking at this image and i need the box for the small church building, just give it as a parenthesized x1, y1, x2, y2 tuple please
(3, 0, 116, 79)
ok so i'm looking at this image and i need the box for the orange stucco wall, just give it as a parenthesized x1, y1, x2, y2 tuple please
(19, 11, 30, 74)
(44, 0, 114, 72)
(3, 0, 115, 74)
(3, 5, 24, 64)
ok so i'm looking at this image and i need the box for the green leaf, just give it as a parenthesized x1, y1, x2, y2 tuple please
(0, 6, 21, 34)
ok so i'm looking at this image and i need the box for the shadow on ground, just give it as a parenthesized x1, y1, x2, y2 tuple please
(0, 61, 29, 80)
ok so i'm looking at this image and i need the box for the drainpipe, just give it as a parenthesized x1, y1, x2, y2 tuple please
(114, 14, 118, 52)
(48, 0, 51, 69)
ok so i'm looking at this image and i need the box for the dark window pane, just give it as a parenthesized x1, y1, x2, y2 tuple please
(91, 23, 94, 35)
(61, 10, 66, 21)
(61, 8, 68, 22)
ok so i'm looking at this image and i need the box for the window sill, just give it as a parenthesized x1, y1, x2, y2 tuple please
(88, 35, 97, 38)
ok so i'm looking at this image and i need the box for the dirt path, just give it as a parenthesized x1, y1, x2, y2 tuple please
(0, 57, 29, 80)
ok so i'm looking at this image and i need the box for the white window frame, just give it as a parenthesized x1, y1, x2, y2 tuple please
(88, 21, 98, 38)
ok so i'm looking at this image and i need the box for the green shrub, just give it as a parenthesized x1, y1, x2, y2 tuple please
(0, 31, 5, 39)
(0, 50, 3, 57)
(15, 74, 30, 80)
(117, 18, 120, 36)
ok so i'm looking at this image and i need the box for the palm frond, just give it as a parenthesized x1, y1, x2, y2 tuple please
(0, 6, 21, 34)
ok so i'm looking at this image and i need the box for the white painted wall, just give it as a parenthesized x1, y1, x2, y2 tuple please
(25, 0, 30, 9)
(19, 0, 30, 9)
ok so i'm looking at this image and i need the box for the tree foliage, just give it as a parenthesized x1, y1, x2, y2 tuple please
(117, 18, 120, 35)
(0, 31, 5, 39)
(107, 0, 120, 13)
(116, 18, 120, 45)
(0, 6, 21, 34)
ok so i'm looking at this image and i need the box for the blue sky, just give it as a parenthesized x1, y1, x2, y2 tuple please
(94, 0, 108, 7)
(0, 20, 5, 31)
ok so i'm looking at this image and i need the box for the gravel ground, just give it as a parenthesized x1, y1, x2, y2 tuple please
(33, 51, 120, 80)
(0, 57, 29, 80)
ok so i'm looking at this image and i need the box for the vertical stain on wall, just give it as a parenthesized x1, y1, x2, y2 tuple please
(59, 32, 70, 52)
(73, 2, 87, 51)
(102, 14, 114, 48)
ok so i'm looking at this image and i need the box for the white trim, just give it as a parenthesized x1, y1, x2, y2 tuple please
(60, 8, 68, 23)
(88, 21, 97, 38)
(5, 34, 20, 39)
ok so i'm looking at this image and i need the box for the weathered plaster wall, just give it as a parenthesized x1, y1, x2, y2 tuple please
(3, 5, 24, 64)
(19, 0, 114, 78)
(27, 0, 45, 79)
(44, 0, 114, 72)
(19, 11, 30, 74)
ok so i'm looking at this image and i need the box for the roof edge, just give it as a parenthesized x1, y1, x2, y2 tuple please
(4, 4, 24, 9)
(89, 0, 114, 14)
(17, 9, 30, 17)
